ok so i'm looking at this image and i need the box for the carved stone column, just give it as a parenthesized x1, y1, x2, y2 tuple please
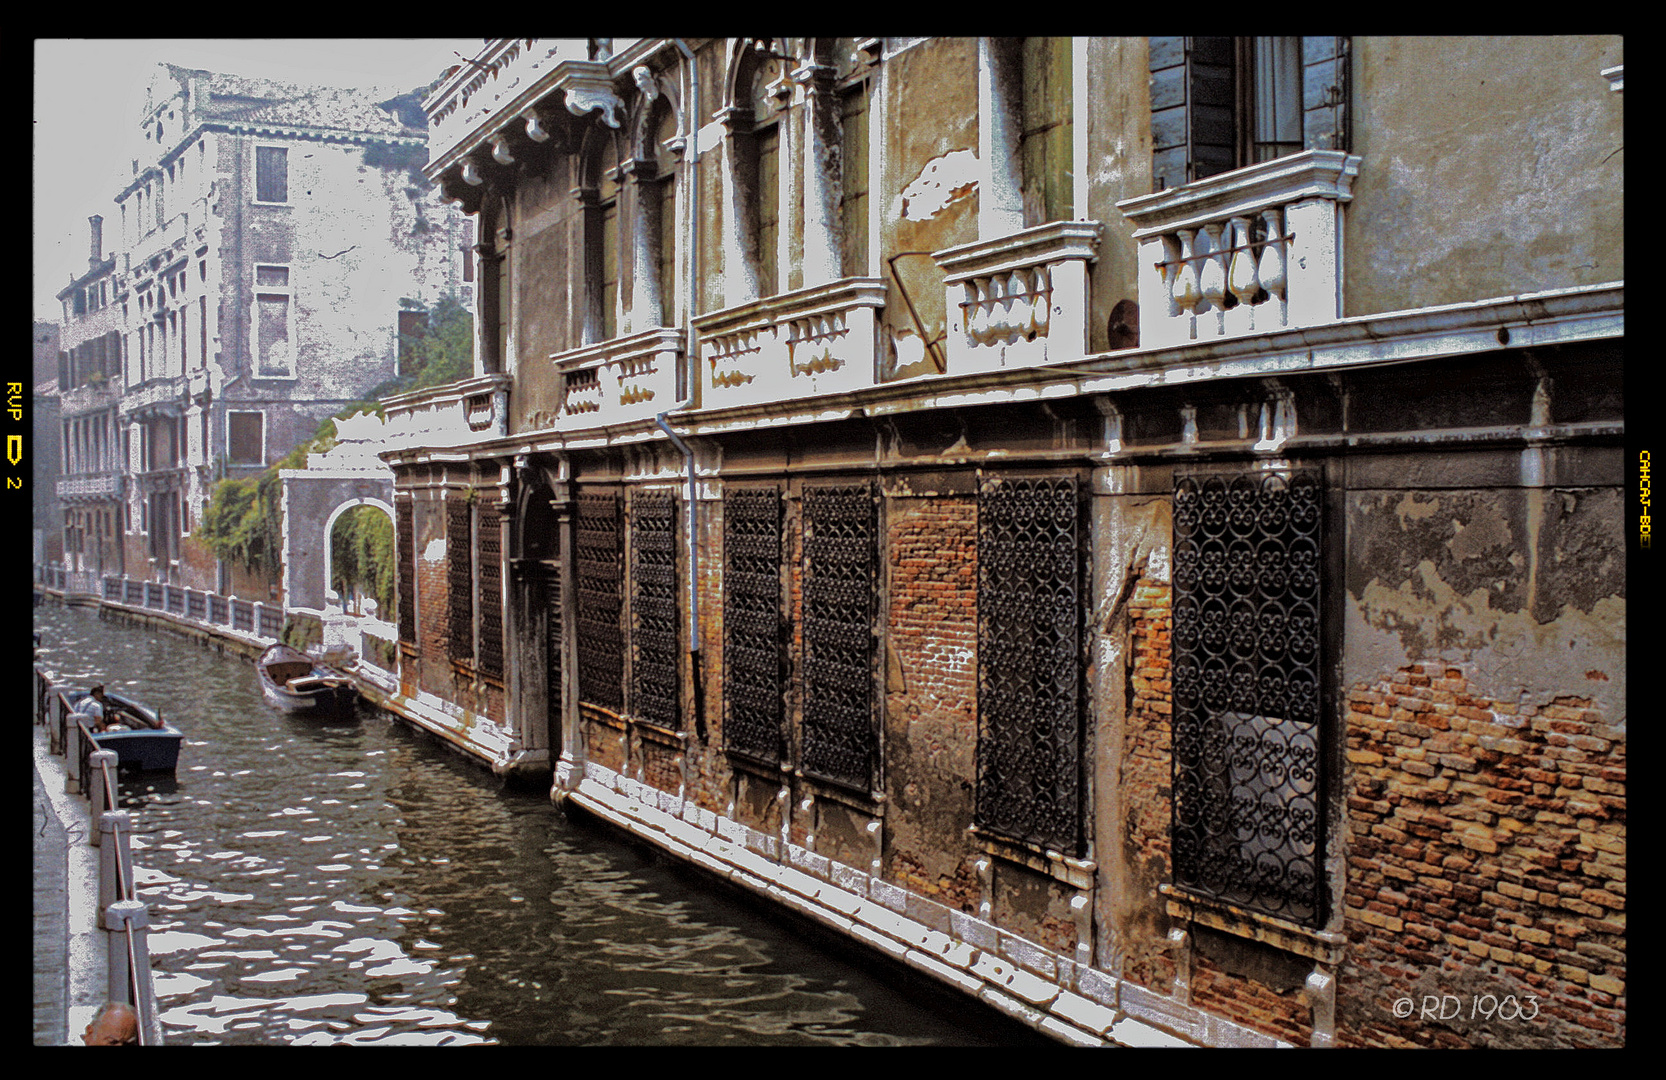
(620, 158, 665, 333)
(716, 106, 761, 308)
(978, 37, 1025, 239)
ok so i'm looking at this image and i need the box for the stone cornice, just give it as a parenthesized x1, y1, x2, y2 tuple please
(117, 119, 426, 201)
(379, 283, 1623, 462)
(55, 257, 119, 301)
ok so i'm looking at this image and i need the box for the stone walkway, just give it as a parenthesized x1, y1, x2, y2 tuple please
(34, 755, 70, 1046)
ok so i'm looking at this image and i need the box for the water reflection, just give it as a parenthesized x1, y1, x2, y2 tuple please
(36, 602, 1033, 1047)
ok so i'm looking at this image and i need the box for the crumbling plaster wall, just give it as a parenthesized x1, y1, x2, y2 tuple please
(1344, 486, 1624, 723)
(1346, 35, 1624, 316)
(881, 37, 980, 379)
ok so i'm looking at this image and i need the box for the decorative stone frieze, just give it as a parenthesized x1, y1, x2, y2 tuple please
(932, 221, 1102, 374)
(693, 277, 886, 411)
(1116, 149, 1361, 349)
(551, 327, 683, 429)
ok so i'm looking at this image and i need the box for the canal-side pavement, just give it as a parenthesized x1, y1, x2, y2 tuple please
(33, 721, 109, 1046)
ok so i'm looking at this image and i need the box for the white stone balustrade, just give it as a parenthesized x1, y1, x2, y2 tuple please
(1117, 149, 1361, 349)
(693, 278, 886, 412)
(380, 373, 512, 452)
(932, 221, 1102, 374)
(57, 472, 122, 500)
(552, 328, 682, 428)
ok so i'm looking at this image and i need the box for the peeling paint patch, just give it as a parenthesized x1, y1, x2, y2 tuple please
(1394, 492, 1441, 527)
(421, 537, 446, 563)
(899, 149, 979, 222)
(1446, 499, 1512, 561)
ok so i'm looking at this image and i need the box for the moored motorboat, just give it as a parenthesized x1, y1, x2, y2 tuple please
(62, 687, 184, 772)
(257, 643, 358, 716)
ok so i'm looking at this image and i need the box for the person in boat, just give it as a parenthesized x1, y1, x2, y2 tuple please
(75, 684, 159, 732)
(73, 684, 111, 728)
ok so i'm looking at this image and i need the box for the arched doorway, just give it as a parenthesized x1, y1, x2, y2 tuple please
(325, 498, 396, 617)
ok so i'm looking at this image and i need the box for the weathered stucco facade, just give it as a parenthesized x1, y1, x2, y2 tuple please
(380, 37, 1624, 1048)
(60, 62, 473, 595)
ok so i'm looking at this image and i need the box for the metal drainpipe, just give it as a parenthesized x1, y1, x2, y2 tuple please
(672, 38, 699, 401)
(666, 39, 707, 741)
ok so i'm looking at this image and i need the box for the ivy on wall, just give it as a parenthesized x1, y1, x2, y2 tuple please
(197, 292, 474, 587)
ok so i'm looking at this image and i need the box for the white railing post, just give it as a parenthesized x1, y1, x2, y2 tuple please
(98, 810, 136, 914)
(88, 750, 119, 844)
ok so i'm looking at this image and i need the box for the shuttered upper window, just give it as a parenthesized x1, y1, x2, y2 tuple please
(1149, 36, 1350, 191)
(255, 146, 289, 203)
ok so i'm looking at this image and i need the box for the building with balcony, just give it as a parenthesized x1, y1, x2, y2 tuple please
(382, 37, 1624, 1048)
(73, 61, 475, 591)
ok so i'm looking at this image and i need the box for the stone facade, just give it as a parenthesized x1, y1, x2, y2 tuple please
(381, 37, 1624, 1047)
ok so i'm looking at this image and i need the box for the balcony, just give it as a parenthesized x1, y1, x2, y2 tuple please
(1116, 149, 1361, 349)
(56, 470, 122, 502)
(58, 379, 121, 418)
(424, 39, 639, 182)
(552, 327, 682, 430)
(932, 221, 1102, 374)
(121, 374, 187, 417)
(693, 278, 887, 412)
(380, 373, 513, 453)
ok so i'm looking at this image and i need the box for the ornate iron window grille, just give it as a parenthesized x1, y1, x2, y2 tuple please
(1170, 468, 1326, 927)
(575, 490, 625, 712)
(477, 499, 504, 681)
(631, 488, 680, 729)
(801, 481, 879, 791)
(975, 474, 1084, 855)
(724, 486, 785, 764)
(446, 498, 475, 665)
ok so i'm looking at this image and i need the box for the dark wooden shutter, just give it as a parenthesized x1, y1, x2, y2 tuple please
(1149, 36, 1236, 191)
(1301, 36, 1351, 152)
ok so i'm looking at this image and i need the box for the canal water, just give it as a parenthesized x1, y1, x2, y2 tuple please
(35, 601, 1039, 1047)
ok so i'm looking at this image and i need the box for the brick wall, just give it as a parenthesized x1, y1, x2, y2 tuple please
(883, 494, 980, 907)
(1123, 576, 1177, 988)
(1342, 664, 1626, 1048)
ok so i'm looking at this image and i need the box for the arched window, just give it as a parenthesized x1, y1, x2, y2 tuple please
(579, 127, 626, 344)
(747, 51, 789, 298)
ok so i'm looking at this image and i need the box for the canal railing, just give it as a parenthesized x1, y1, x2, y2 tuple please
(34, 668, 164, 1046)
(34, 567, 398, 688)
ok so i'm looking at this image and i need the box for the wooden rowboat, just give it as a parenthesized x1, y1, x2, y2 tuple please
(257, 643, 358, 716)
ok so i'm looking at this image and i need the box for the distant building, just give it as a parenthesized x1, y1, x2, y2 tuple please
(33, 321, 62, 566)
(64, 62, 473, 593)
(53, 222, 124, 580)
(383, 37, 1623, 1048)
